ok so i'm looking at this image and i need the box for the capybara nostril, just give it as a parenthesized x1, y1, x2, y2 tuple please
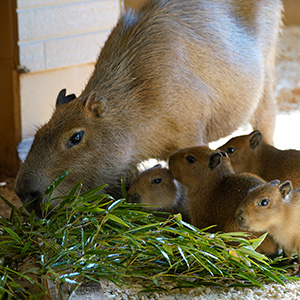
(127, 193, 141, 204)
(235, 211, 245, 226)
(28, 191, 43, 201)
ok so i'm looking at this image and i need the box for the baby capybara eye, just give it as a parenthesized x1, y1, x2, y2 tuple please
(227, 147, 236, 154)
(185, 155, 196, 164)
(258, 198, 270, 207)
(151, 178, 162, 184)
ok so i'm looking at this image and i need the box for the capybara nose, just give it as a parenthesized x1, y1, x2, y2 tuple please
(127, 193, 141, 204)
(15, 189, 44, 218)
(235, 211, 246, 227)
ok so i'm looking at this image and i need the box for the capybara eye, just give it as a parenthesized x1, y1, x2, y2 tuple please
(227, 147, 236, 154)
(67, 130, 84, 148)
(151, 178, 162, 184)
(258, 198, 270, 207)
(185, 155, 196, 164)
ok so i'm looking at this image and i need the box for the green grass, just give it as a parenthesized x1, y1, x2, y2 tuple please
(0, 173, 297, 299)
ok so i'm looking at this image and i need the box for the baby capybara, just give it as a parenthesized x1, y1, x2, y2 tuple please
(168, 146, 278, 255)
(219, 130, 300, 188)
(235, 180, 300, 271)
(127, 164, 189, 221)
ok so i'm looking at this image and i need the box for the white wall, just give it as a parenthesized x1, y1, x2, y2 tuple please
(17, 0, 121, 138)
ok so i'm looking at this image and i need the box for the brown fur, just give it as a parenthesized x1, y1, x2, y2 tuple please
(127, 164, 189, 221)
(15, 0, 282, 216)
(168, 146, 278, 255)
(235, 180, 300, 264)
(219, 130, 300, 188)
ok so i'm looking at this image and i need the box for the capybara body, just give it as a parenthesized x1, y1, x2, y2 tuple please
(127, 164, 189, 221)
(168, 146, 278, 255)
(219, 130, 300, 188)
(235, 180, 300, 265)
(15, 0, 282, 216)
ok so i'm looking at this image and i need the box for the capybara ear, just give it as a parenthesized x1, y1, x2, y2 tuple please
(249, 130, 263, 149)
(56, 88, 76, 106)
(269, 179, 280, 186)
(209, 152, 222, 170)
(219, 151, 229, 158)
(85, 91, 108, 117)
(279, 181, 292, 200)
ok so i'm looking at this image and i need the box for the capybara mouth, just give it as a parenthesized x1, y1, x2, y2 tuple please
(23, 197, 44, 219)
(15, 190, 45, 219)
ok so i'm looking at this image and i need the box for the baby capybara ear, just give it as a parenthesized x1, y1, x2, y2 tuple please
(56, 88, 76, 106)
(269, 179, 280, 186)
(152, 164, 162, 169)
(249, 130, 263, 149)
(208, 152, 223, 170)
(219, 151, 229, 158)
(279, 181, 292, 200)
(85, 91, 108, 118)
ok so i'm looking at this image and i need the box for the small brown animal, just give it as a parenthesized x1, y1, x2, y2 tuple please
(15, 0, 283, 217)
(219, 130, 300, 188)
(127, 164, 189, 221)
(235, 180, 300, 268)
(168, 146, 278, 255)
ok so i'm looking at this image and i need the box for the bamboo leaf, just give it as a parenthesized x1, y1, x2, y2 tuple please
(3, 227, 21, 242)
(107, 199, 126, 212)
(20, 241, 32, 255)
(45, 170, 70, 196)
(238, 271, 263, 288)
(249, 232, 268, 250)
(0, 195, 15, 209)
(178, 246, 190, 268)
(106, 213, 130, 228)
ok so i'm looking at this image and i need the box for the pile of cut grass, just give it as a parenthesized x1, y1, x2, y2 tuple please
(0, 173, 297, 299)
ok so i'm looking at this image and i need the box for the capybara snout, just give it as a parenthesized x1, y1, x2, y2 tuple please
(235, 209, 248, 230)
(14, 186, 43, 218)
(127, 193, 141, 204)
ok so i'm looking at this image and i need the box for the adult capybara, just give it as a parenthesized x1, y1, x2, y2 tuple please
(127, 164, 189, 221)
(219, 130, 300, 188)
(235, 180, 300, 270)
(15, 0, 283, 216)
(168, 146, 278, 255)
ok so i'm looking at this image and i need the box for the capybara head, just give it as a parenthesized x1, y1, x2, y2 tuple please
(14, 90, 134, 217)
(218, 130, 263, 173)
(235, 180, 292, 232)
(168, 146, 233, 193)
(127, 164, 180, 211)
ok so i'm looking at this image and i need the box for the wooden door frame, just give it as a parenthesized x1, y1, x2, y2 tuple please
(0, 0, 21, 178)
